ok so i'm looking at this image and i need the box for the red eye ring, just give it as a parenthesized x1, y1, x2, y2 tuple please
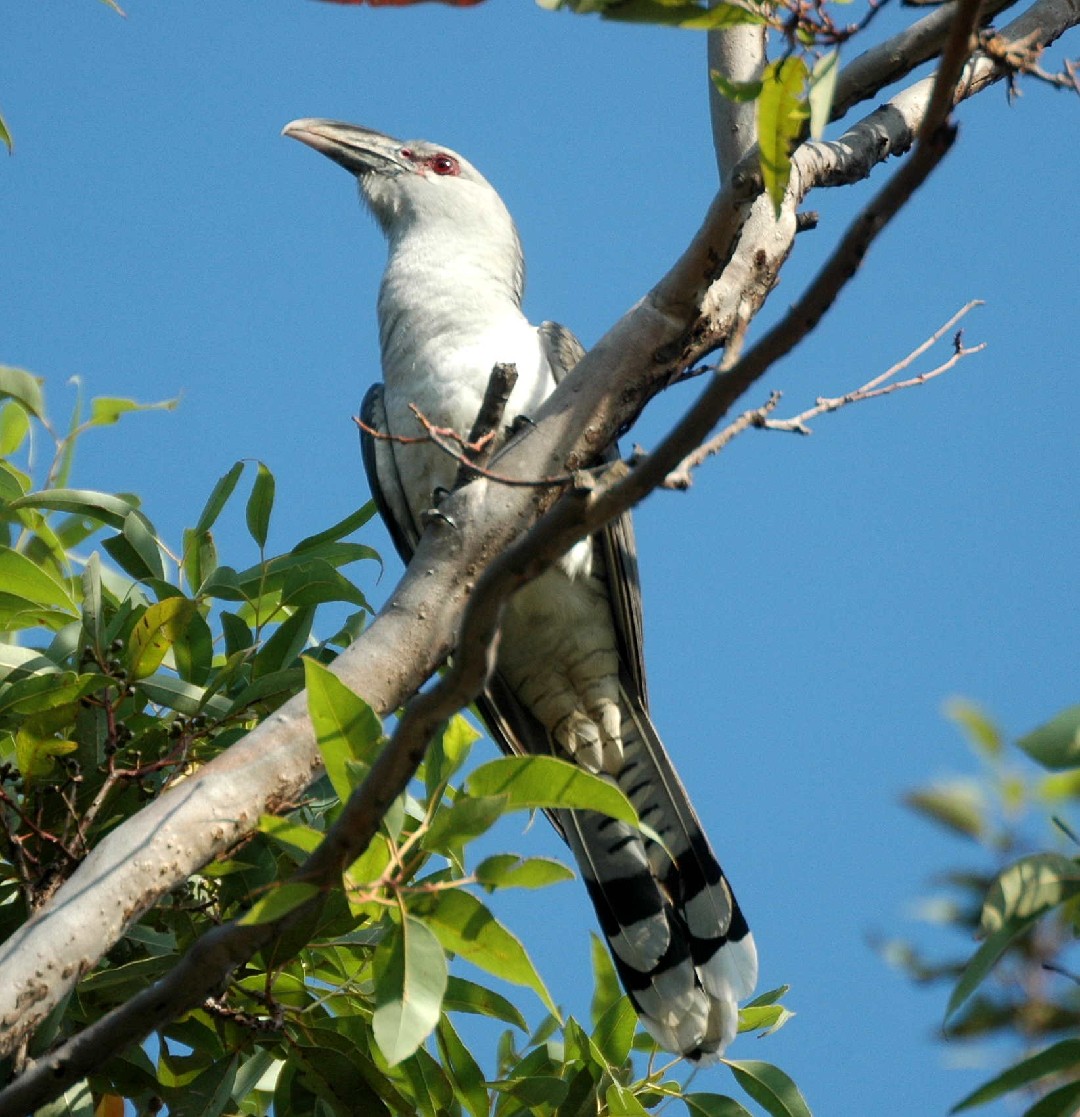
(429, 153, 459, 177)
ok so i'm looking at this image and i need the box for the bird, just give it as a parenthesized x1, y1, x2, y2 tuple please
(283, 118, 757, 1060)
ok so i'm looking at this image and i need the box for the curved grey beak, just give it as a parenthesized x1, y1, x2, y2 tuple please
(282, 118, 407, 176)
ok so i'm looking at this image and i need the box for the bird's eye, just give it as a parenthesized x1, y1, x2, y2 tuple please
(400, 148, 414, 160)
(429, 153, 459, 177)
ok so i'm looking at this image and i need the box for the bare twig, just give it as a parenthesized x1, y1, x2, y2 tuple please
(356, 399, 577, 490)
(454, 362, 520, 488)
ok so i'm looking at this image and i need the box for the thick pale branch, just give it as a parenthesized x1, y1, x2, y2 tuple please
(832, 0, 1021, 121)
(1, 0, 1076, 1076)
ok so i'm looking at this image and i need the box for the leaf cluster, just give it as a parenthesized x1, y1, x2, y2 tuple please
(889, 699, 1080, 1115)
(0, 376, 807, 1115)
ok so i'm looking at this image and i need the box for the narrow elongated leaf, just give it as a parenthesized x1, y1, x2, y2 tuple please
(413, 888, 557, 1015)
(194, 461, 245, 536)
(0, 365, 45, 420)
(684, 1095, 755, 1117)
(592, 995, 636, 1068)
(259, 815, 324, 861)
(0, 112, 11, 156)
(951, 1039, 1080, 1112)
(945, 914, 1042, 1023)
(466, 755, 638, 825)
(980, 853, 1080, 935)
(0, 548, 77, 613)
(945, 697, 1003, 758)
(9, 488, 138, 528)
(475, 854, 574, 891)
(590, 931, 622, 1027)
(1022, 1080, 1080, 1117)
(128, 597, 196, 679)
(436, 1016, 488, 1117)
(88, 395, 178, 427)
(304, 657, 383, 800)
(293, 501, 378, 551)
(808, 50, 838, 139)
(239, 882, 320, 926)
(606, 1082, 650, 1115)
(246, 462, 275, 549)
(738, 1003, 794, 1036)
(443, 975, 528, 1030)
(724, 1060, 812, 1117)
(710, 71, 764, 102)
(1017, 705, 1080, 770)
(758, 57, 809, 216)
(373, 915, 448, 1066)
(0, 402, 30, 456)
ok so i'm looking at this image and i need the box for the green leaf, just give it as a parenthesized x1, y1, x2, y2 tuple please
(137, 674, 232, 718)
(808, 50, 839, 140)
(590, 931, 622, 1028)
(903, 781, 986, 841)
(424, 795, 506, 857)
(436, 1015, 489, 1117)
(246, 461, 275, 549)
(0, 110, 11, 156)
(0, 366, 45, 420)
(710, 71, 763, 103)
(259, 814, 324, 861)
(281, 558, 370, 609)
(372, 914, 448, 1066)
(0, 548, 77, 614)
(684, 1095, 755, 1117)
(1022, 1080, 1080, 1117)
(413, 888, 557, 1016)
(15, 708, 78, 782)
(425, 714, 480, 798)
(945, 914, 1044, 1024)
(738, 1003, 794, 1036)
(475, 854, 574, 891)
(443, 975, 528, 1031)
(606, 1082, 651, 1115)
(194, 461, 245, 536)
(723, 1060, 812, 1117)
(0, 402, 31, 456)
(239, 882, 321, 926)
(758, 57, 809, 217)
(945, 697, 1003, 759)
(466, 755, 639, 825)
(951, 1038, 1080, 1112)
(592, 995, 637, 1068)
(9, 488, 138, 529)
(304, 658, 383, 801)
(585, 0, 763, 29)
(128, 597, 196, 679)
(979, 852, 1080, 935)
(1017, 705, 1080, 770)
(745, 984, 790, 1008)
(88, 395, 178, 428)
(293, 502, 378, 551)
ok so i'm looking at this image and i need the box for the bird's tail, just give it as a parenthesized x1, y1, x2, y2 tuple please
(557, 683, 757, 1061)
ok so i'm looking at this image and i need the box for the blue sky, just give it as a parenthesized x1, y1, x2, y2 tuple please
(4, 2, 1079, 1113)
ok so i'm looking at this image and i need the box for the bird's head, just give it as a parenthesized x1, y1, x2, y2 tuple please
(283, 118, 514, 244)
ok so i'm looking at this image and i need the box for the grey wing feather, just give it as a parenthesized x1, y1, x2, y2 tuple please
(539, 321, 648, 702)
(360, 383, 420, 565)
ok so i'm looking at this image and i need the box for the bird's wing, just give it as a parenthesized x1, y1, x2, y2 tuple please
(360, 383, 421, 564)
(538, 321, 647, 701)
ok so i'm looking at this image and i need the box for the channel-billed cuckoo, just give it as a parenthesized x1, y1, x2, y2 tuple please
(283, 118, 757, 1060)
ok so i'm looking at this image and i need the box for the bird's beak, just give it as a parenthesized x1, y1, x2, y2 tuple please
(282, 119, 407, 176)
